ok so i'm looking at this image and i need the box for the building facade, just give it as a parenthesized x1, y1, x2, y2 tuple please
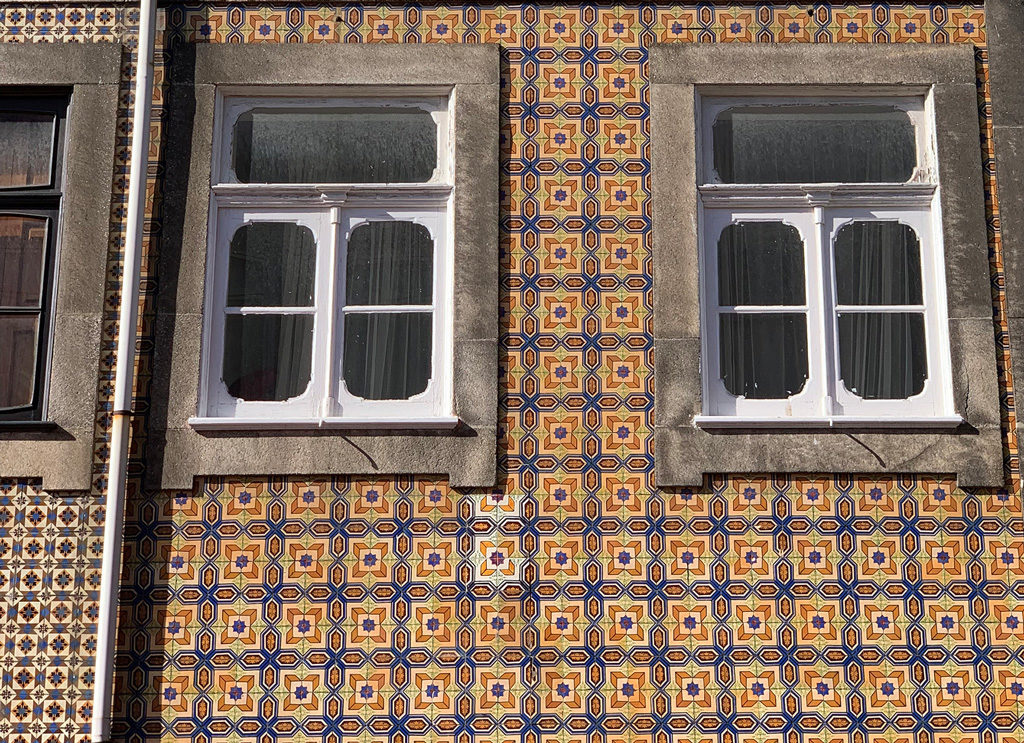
(0, 3, 1022, 743)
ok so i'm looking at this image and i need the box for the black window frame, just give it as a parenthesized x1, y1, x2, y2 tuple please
(0, 89, 68, 422)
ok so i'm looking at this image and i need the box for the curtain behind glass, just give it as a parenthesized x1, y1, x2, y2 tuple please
(718, 221, 805, 306)
(717, 221, 809, 399)
(834, 221, 922, 305)
(233, 107, 437, 184)
(0, 112, 54, 189)
(838, 313, 926, 399)
(720, 313, 809, 399)
(0, 315, 38, 408)
(343, 221, 433, 400)
(222, 223, 316, 401)
(834, 221, 927, 399)
(713, 105, 916, 184)
(347, 221, 433, 305)
(0, 216, 47, 409)
(223, 315, 313, 401)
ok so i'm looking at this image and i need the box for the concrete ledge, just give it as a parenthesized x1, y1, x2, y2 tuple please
(657, 424, 1004, 489)
(0, 41, 122, 85)
(650, 42, 1003, 488)
(651, 43, 976, 86)
(181, 42, 499, 87)
(160, 426, 496, 491)
(150, 42, 500, 490)
(987, 0, 1024, 128)
(0, 43, 121, 491)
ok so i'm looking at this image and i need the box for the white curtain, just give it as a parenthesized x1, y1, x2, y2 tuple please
(342, 221, 433, 400)
(713, 106, 916, 184)
(233, 107, 436, 184)
(0, 112, 53, 188)
(223, 223, 315, 401)
(717, 221, 808, 399)
(835, 221, 926, 399)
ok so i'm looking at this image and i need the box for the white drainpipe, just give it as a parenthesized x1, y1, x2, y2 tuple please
(92, 0, 157, 740)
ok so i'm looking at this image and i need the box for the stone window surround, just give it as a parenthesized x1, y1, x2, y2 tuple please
(988, 0, 1024, 462)
(151, 42, 500, 491)
(651, 43, 1003, 488)
(0, 43, 121, 491)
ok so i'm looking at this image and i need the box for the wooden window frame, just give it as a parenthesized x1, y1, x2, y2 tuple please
(0, 91, 68, 422)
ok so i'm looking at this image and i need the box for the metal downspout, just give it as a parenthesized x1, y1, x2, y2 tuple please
(91, 0, 157, 739)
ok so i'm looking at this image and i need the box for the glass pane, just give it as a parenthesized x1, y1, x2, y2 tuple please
(232, 106, 437, 184)
(0, 111, 55, 188)
(834, 221, 922, 305)
(0, 314, 39, 409)
(838, 312, 926, 399)
(0, 216, 48, 307)
(720, 313, 808, 399)
(227, 223, 315, 307)
(222, 314, 313, 401)
(712, 105, 916, 183)
(347, 221, 433, 306)
(718, 221, 805, 306)
(344, 312, 431, 400)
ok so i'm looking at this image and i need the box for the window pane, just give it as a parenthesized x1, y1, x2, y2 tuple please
(838, 312, 926, 399)
(0, 216, 48, 307)
(222, 314, 313, 401)
(347, 221, 433, 306)
(712, 105, 916, 184)
(227, 223, 316, 307)
(718, 221, 805, 306)
(232, 107, 437, 184)
(720, 313, 808, 399)
(344, 312, 431, 400)
(0, 314, 39, 409)
(834, 221, 922, 305)
(0, 111, 54, 189)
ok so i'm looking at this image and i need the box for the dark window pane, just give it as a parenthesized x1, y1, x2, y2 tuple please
(227, 223, 315, 307)
(0, 216, 48, 307)
(718, 221, 805, 306)
(344, 312, 431, 400)
(232, 107, 437, 184)
(346, 221, 433, 306)
(720, 313, 808, 399)
(0, 314, 39, 409)
(834, 221, 922, 305)
(0, 111, 54, 188)
(712, 105, 916, 184)
(838, 312, 926, 399)
(222, 314, 313, 401)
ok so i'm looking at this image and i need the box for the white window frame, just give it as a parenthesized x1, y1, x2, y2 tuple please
(695, 91, 958, 427)
(192, 89, 458, 429)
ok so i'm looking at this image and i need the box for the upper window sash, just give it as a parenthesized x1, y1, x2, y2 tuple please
(698, 94, 936, 188)
(0, 92, 68, 200)
(213, 93, 453, 189)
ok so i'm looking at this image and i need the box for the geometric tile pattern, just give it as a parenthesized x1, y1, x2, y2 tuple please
(117, 479, 1024, 743)
(0, 483, 102, 743)
(1, 3, 1021, 743)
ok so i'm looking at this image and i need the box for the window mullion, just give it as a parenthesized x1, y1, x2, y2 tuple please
(320, 205, 343, 419)
(811, 203, 839, 418)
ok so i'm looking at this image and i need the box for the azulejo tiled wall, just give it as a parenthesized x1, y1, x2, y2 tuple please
(2, 3, 1023, 743)
(0, 5, 133, 743)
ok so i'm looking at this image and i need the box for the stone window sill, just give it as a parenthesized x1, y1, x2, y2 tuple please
(188, 416, 461, 431)
(693, 415, 964, 429)
(0, 421, 62, 432)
